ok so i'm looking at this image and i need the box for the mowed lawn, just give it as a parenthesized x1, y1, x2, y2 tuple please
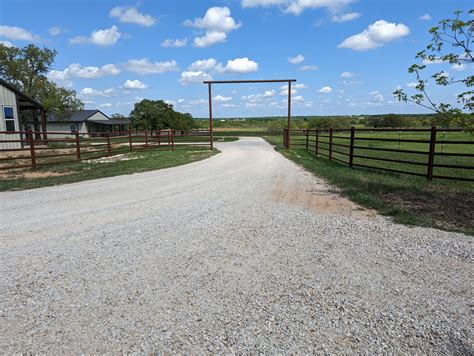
(265, 132, 474, 235)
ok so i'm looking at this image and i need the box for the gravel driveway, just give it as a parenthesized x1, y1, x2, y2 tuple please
(0, 137, 472, 353)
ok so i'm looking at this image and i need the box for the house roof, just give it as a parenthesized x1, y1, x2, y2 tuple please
(0, 78, 44, 110)
(88, 118, 130, 125)
(48, 109, 110, 122)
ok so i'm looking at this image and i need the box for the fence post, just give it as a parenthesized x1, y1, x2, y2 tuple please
(128, 130, 133, 151)
(171, 130, 175, 150)
(28, 130, 36, 170)
(427, 126, 437, 181)
(315, 129, 319, 157)
(349, 126, 355, 167)
(305, 129, 309, 150)
(158, 129, 161, 146)
(145, 130, 148, 148)
(283, 128, 288, 148)
(329, 128, 333, 160)
(75, 132, 81, 161)
(107, 132, 111, 154)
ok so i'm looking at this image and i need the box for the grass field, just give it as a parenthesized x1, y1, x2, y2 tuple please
(0, 147, 218, 192)
(265, 134, 474, 235)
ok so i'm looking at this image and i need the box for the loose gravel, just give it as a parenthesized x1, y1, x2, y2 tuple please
(0, 137, 472, 353)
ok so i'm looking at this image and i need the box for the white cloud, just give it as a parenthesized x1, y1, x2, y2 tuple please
(109, 6, 155, 26)
(125, 58, 178, 75)
(217, 57, 259, 74)
(371, 91, 384, 102)
(185, 7, 241, 48)
(123, 79, 148, 89)
(288, 54, 304, 64)
(188, 58, 218, 71)
(340, 71, 356, 78)
(70, 25, 121, 46)
(189, 98, 207, 105)
(80, 87, 117, 97)
(422, 58, 445, 64)
(242, 90, 276, 102)
(294, 83, 307, 89)
(180, 71, 213, 84)
(419, 14, 432, 21)
(338, 20, 410, 51)
(318, 86, 332, 93)
(161, 38, 187, 48)
(99, 103, 113, 109)
(331, 12, 361, 23)
(0, 40, 13, 47)
(222, 103, 237, 108)
(406, 82, 418, 88)
(286, 0, 355, 15)
(0, 25, 39, 41)
(48, 63, 120, 87)
(280, 88, 298, 96)
(241, 0, 286, 7)
(48, 26, 63, 36)
(214, 95, 232, 102)
(300, 65, 319, 71)
(451, 63, 467, 71)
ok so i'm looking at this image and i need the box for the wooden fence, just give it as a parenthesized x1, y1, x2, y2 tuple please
(286, 127, 474, 182)
(0, 129, 212, 171)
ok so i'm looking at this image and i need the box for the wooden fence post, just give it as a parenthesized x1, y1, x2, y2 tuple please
(158, 129, 161, 146)
(128, 130, 133, 151)
(145, 130, 148, 148)
(427, 126, 437, 181)
(329, 128, 333, 160)
(305, 129, 309, 150)
(107, 132, 111, 154)
(315, 129, 319, 157)
(283, 128, 288, 148)
(75, 132, 81, 161)
(349, 126, 355, 167)
(171, 130, 175, 150)
(28, 131, 36, 169)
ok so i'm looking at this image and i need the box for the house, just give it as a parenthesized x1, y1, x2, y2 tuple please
(47, 110, 130, 137)
(0, 78, 46, 149)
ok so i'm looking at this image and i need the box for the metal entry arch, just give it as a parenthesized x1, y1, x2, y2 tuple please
(203, 79, 297, 149)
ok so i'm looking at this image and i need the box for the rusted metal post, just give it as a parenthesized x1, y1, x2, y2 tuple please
(208, 82, 213, 150)
(107, 132, 111, 153)
(427, 126, 437, 181)
(75, 132, 81, 161)
(315, 129, 319, 156)
(128, 130, 132, 151)
(305, 129, 309, 150)
(286, 81, 292, 149)
(329, 128, 333, 160)
(28, 131, 36, 169)
(349, 126, 355, 167)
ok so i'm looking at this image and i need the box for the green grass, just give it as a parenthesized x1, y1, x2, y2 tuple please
(265, 135, 474, 235)
(0, 147, 217, 192)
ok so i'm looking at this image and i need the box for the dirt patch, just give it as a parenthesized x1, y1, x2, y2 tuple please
(272, 174, 376, 218)
(0, 170, 73, 179)
(382, 191, 474, 232)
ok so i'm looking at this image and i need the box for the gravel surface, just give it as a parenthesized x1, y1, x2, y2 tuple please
(0, 137, 472, 353)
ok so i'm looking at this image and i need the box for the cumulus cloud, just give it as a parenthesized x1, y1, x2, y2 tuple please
(288, 54, 304, 64)
(242, 90, 276, 102)
(188, 58, 218, 71)
(406, 82, 418, 88)
(125, 58, 178, 75)
(370, 90, 384, 102)
(338, 20, 410, 51)
(419, 14, 432, 21)
(0, 25, 39, 41)
(110, 6, 155, 26)
(70, 25, 121, 46)
(331, 12, 361, 23)
(80, 87, 117, 97)
(48, 26, 63, 36)
(180, 71, 213, 84)
(217, 57, 258, 74)
(123, 79, 148, 89)
(48, 63, 121, 87)
(0, 40, 13, 47)
(318, 86, 332, 93)
(242, 0, 355, 15)
(294, 83, 307, 89)
(340, 71, 356, 78)
(300, 65, 319, 71)
(213, 95, 232, 102)
(185, 7, 241, 47)
(161, 38, 187, 48)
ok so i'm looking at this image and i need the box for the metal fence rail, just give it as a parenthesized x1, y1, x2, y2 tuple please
(285, 127, 474, 182)
(0, 129, 212, 171)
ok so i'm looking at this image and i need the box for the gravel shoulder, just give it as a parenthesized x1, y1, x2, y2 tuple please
(0, 137, 472, 353)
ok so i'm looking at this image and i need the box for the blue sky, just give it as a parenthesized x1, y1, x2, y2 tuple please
(0, 0, 471, 118)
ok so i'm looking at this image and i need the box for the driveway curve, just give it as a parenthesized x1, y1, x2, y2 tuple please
(0, 137, 472, 353)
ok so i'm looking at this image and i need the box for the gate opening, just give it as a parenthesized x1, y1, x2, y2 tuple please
(203, 79, 297, 149)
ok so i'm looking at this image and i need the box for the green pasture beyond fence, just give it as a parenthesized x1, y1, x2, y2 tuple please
(286, 127, 474, 182)
(0, 129, 212, 171)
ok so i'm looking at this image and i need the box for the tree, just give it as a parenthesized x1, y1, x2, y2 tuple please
(129, 99, 197, 130)
(0, 43, 83, 127)
(394, 9, 473, 129)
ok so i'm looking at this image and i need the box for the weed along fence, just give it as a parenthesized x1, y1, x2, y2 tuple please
(285, 127, 474, 182)
(0, 129, 212, 171)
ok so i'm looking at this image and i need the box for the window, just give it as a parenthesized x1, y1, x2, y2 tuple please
(70, 125, 77, 133)
(3, 106, 16, 132)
